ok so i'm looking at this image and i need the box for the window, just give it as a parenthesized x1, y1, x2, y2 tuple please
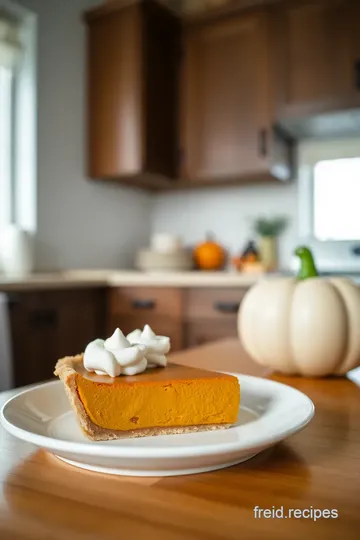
(0, 63, 12, 230)
(0, 4, 36, 243)
(298, 139, 360, 272)
(313, 158, 360, 241)
(0, 11, 21, 235)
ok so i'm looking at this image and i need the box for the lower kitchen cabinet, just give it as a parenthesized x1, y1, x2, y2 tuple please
(183, 287, 246, 348)
(5, 284, 249, 388)
(107, 287, 184, 352)
(184, 288, 247, 320)
(108, 286, 248, 353)
(184, 319, 238, 349)
(8, 288, 106, 387)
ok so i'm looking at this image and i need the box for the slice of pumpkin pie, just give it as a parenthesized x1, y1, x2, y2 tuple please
(54, 326, 240, 441)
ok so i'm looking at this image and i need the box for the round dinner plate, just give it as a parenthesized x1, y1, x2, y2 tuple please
(1, 374, 314, 477)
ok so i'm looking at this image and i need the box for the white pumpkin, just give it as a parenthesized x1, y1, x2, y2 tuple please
(238, 276, 360, 377)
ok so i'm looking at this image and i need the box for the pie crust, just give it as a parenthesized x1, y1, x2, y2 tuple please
(54, 355, 232, 441)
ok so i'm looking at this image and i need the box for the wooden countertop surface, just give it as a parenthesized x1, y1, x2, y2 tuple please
(1, 339, 360, 539)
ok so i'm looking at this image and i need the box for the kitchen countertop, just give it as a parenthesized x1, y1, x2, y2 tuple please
(1, 338, 359, 539)
(0, 269, 272, 291)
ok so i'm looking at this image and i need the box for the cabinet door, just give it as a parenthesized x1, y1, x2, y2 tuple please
(87, 6, 143, 178)
(142, 1, 181, 178)
(274, 0, 360, 117)
(181, 11, 270, 181)
(183, 287, 245, 348)
(9, 289, 106, 387)
(337, 1, 360, 101)
(107, 287, 184, 351)
(85, 2, 181, 182)
(184, 320, 238, 349)
(55, 290, 106, 360)
(184, 288, 247, 320)
(109, 287, 183, 318)
(9, 293, 59, 387)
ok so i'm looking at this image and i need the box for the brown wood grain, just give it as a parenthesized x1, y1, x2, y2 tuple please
(1, 338, 360, 539)
(102, 1, 298, 20)
(86, 0, 295, 188)
(184, 287, 247, 320)
(273, 0, 360, 120)
(181, 10, 271, 181)
(183, 319, 238, 348)
(107, 286, 184, 350)
(8, 289, 106, 388)
(183, 288, 247, 348)
(85, 0, 181, 181)
(107, 286, 249, 351)
(109, 287, 183, 317)
(180, 8, 293, 183)
(86, 4, 143, 178)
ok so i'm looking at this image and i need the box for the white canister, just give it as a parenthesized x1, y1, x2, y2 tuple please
(1, 224, 34, 277)
(150, 233, 182, 254)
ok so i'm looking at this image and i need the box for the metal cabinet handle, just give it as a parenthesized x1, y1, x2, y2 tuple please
(351, 245, 360, 256)
(6, 293, 20, 309)
(213, 302, 240, 314)
(258, 129, 267, 157)
(131, 299, 156, 310)
(29, 310, 58, 327)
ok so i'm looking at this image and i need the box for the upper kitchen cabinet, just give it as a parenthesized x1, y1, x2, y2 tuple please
(180, 10, 293, 184)
(84, 0, 181, 187)
(273, 0, 360, 137)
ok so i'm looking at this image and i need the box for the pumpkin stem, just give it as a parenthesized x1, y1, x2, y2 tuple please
(295, 246, 319, 280)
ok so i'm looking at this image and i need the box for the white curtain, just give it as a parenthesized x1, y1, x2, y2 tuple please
(0, 14, 22, 70)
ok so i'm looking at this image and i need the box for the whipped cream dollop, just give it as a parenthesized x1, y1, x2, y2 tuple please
(84, 328, 147, 377)
(127, 324, 170, 368)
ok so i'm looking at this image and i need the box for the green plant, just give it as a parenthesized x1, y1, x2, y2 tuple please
(253, 216, 288, 237)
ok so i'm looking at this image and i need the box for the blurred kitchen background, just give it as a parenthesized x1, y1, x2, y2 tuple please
(1, 0, 360, 390)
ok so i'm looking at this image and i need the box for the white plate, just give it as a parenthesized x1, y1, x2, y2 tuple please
(1, 374, 314, 477)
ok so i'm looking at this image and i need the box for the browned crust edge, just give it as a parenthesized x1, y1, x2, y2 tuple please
(54, 356, 232, 442)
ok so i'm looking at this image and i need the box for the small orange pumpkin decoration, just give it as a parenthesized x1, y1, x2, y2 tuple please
(193, 233, 226, 271)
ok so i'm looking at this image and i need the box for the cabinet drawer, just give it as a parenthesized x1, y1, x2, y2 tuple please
(109, 287, 183, 318)
(184, 320, 238, 349)
(185, 288, 247, 320)
(108, 314, 183, 352)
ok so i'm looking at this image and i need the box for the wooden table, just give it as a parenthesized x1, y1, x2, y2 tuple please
(1, 339, 360, 539)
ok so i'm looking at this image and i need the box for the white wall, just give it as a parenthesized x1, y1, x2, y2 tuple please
(13, 0, 298, 272)
(152, 182, 299, 270)
(17, 0, 151, 270)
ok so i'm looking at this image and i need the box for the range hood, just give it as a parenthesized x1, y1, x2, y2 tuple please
(277, 108, 360, 140)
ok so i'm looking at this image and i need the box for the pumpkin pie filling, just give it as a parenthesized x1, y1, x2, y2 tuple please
(75, 363, 240, 432)
(54, 326, 240, 441)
